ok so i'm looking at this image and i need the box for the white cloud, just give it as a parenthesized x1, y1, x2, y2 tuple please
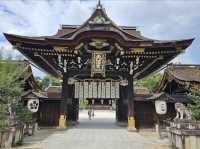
(0, 0, 93, 36)
(0, 0, 200, 77)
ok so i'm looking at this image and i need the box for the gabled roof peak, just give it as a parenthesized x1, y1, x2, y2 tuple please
(97, 0, 103, 10)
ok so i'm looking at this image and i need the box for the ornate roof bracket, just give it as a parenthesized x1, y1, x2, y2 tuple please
(133, 57, 161, 79)
(34, 52, 61, 77)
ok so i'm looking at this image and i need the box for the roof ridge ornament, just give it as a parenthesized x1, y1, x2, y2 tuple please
(89, 1, 110, 25)
(97, 0, 102, 9)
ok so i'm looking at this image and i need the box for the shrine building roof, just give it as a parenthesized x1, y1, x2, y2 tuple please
(3, 2, 194, 80)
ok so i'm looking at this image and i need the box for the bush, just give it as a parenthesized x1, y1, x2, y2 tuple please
(188, 89, 200, 120)
(79, 98, 88, 109)
(15, 104, 33, 123)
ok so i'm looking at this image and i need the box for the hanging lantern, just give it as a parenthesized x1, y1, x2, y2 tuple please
(155, 100, 167, 115)
(27, 99, 39, 113)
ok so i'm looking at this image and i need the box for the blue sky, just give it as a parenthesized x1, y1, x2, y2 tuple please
(0, 0, 200, 77)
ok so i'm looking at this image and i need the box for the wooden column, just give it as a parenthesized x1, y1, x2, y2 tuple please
(59, 73, 68, 129)
(127, 75, 136, 131)
(116, 85, 128, 122)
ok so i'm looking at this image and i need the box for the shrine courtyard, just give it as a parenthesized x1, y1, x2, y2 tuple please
(3, 1, 199, 149)
(13, 110, 170, 149)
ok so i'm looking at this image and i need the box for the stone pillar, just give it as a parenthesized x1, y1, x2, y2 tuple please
(59, 74, 68, 129)
(127, 75, 136, 131)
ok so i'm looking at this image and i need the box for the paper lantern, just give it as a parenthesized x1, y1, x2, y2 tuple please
(27, 99, 39, 113)
(155, 100, 167, 115)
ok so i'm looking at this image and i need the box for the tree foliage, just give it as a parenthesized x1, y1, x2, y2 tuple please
(15, 103, 33, 123)
(188, 88, 200, 120)
(0, 104, 9, 131)
(134, 73, 162, 93)
(0, 49, 24, 129)
(36, 75, 61, 90)
(0, 50, 23, 104)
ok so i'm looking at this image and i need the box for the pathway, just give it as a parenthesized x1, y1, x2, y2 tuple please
(14, 110, 171, 149)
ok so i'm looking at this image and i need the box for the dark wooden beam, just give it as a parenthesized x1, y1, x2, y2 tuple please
(133, 57, 161, 79)
(34, 53, 62, 77)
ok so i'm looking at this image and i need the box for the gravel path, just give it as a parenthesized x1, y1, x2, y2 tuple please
(14, 110, 171, 149)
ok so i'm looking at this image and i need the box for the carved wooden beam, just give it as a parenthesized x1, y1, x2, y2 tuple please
(133, 56, 162, 79)
(34, 52, 62, 77)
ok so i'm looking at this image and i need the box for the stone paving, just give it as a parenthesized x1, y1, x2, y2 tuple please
(14, 110, 171, 149)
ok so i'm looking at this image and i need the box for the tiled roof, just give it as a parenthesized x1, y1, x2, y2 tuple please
(147, 92, 190, 103)
(158, 64, 200, 92)
(167, 64, 200, 83)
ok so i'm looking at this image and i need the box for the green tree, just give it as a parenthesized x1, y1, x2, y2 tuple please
(0, 50, 23, 104)
(0, 49, 24, 129)
(134, 73, 162, 93)
(188, 89, 200, 120)
(15, 103, 32, 123)
(0, 104, 8, 131)
(36, 76, 61, 90)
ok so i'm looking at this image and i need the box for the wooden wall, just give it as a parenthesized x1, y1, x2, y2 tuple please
(37, 100, 61, 126)
(134, 101, 156, 128)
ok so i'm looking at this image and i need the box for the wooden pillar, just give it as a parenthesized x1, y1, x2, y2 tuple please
(127, 75, 136, 131)
(59, 74, 68, 129)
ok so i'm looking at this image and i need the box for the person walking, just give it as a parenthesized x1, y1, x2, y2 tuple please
(88, 109, 92, 120)
(92, 109, 95, 118)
